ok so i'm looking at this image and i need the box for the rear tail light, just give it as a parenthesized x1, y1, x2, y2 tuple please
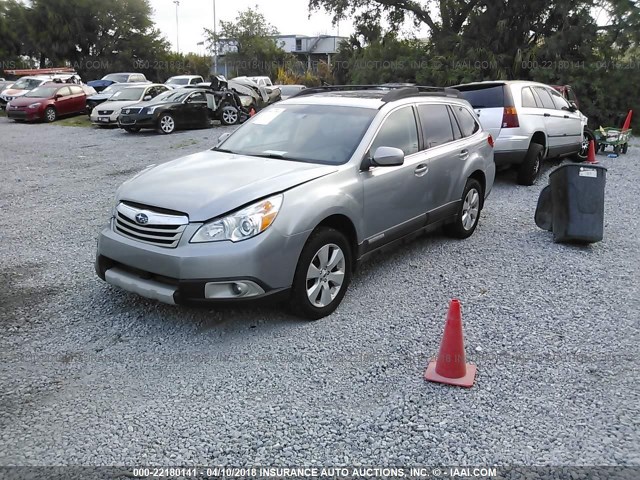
(502, 107, 519, 128)
(487, 134, 494, 147)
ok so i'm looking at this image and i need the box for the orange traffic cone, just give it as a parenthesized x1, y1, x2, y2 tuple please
(586, 139, 598, 164)
(622, 110, 633, 131)
(424, 299, 477, 388)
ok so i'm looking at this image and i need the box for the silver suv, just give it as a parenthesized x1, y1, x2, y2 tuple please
(95, 86, 496, 319)
(453, 81, 591, 185)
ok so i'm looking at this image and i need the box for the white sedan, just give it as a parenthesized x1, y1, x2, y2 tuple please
(90, 84, 169, 126)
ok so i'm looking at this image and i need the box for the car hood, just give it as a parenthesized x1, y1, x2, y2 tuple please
(97, 100, 140, 111)
(88, 93, 114, 101)
(2, 88, 29, 97)
(117, 151, 338, 222)
(9, 95, 49, 106)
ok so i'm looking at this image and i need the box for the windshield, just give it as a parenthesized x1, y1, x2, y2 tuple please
(217, 104, 377, 165)
(152, 90, 190, 103)
(108, 87, 145, 101)
(24, 86, 59, 98)
(102, 74, 130, 83)
(166, 77, 189, 85)
(12, 78, 44, 90)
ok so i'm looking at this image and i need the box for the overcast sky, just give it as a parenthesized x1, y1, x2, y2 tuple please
(150, 0, 354, 54)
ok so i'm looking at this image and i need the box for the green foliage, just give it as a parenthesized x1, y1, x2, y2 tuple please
(204, 6, 292, 77)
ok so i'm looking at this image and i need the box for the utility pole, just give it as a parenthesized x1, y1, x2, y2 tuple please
(213, 0, 218, 74)
(173, 0, 180, 54)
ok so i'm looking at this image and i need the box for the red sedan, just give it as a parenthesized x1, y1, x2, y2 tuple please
(7, 82, 87, 122)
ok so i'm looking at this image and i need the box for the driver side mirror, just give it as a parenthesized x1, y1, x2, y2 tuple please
(568, 101, 578, 112)
(54, 94, 62, 99)
(370, 146, 405, 168)
(143, 95, 152, 101)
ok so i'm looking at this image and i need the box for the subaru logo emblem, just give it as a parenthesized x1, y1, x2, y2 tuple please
(135, 213, 149, 225)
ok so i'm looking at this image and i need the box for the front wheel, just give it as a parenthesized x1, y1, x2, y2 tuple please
(157, 113, 175, 134)
(575, 128, 596, 161)
(44, 106, 57, 123)
(445, 178, 483, 239)
(621, 143, 628, 154)
(289, 227, 352, 320)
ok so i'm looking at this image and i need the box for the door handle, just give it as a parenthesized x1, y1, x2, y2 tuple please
(544, 113, 551, 117)
(563, 115, 570, 119)
(414, 164, 429, 177)
(459, 149, 469, 160)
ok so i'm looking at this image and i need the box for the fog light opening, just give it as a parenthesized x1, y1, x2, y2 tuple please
(204, 280, 265, 299)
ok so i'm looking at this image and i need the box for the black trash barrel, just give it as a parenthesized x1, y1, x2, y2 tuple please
(549, 163, 607, 243)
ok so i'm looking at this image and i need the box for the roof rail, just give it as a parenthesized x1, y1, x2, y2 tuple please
(288, 84, 463, 101)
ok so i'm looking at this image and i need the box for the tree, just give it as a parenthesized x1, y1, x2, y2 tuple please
(204, 6, 293, 77)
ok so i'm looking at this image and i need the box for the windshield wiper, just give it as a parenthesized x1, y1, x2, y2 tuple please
(211, 147, 236, 154)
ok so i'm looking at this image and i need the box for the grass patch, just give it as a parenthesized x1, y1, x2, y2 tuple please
(56, 115, 92, 128)
(171, 139, 199, 149)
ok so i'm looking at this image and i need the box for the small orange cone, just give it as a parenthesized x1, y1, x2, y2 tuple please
(622, 110, 633, 131)
(424, 299, 476, 388)
(586, 139, 598, 164)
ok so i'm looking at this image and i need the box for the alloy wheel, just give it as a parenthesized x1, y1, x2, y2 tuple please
(306, 243, 346, 308)
(461, 188, 480, 231)
(222, 108, 238, 125)
(160, 115, 174, 133)
(46, 108, 56, 122)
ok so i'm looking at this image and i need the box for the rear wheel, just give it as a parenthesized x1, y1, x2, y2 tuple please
(44, 106, 57, 123)
(289, 227, 352, 320)
(622, 143, 628, 154)
(157, 113, 175, 134)
(517, 142, 544, 186)
(445, 178, 483, 239)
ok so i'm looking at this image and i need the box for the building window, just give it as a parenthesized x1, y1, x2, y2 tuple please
(295, 39, 302, 51)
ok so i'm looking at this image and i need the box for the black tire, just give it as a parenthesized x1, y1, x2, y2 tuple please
(575, 128, 596, 161)
(289, 227, 352, 320)
(220, 105, 239, 125)
(613, 145, 620, 154)
(157, 113, 175, 134)
(44, 106, 57, 123)
(517, 142, 544, 186)
(622, 143, 628, 154)
(444, 178, 484, 239)
(124, 126, 140, 133)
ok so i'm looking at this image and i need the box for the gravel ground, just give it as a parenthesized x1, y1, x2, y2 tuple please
(0, 118, 638, 469)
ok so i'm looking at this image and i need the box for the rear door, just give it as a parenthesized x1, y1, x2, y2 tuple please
(68, 85, 85, 113)
(414, 103, 466, 214)
(455, 83, 505, 140)
(549, 88, 582, 153)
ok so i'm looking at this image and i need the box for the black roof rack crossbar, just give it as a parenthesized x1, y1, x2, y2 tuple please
(288, 84, 463, 101)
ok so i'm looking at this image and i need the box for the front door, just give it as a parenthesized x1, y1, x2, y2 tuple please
(361, 105, 427, 250)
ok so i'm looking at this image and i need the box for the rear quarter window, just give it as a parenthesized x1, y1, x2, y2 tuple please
(452, 106, 480, 137)
(417, 104, 455, 148)
(521, 87, 538, 108)
(457, 85, 505, 108)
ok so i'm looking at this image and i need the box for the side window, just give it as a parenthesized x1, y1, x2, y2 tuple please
(69, 85, 83, 95)
(417, 104, 455, 148)
(448, 107, 463, 140)
(534, 87, 555, 109)
(57, 87, 72, 97)
(549, 89, 571, 110)
(521, 87, 538, 108)
(567, 89, 578, 104)
(370, 107, 419, 157)
(187, 92, 207, 103)
(452, 105, 480, 137)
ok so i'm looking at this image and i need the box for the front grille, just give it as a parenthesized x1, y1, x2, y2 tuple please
(114, 203, 189, 248)
(122, 107, 143, 115)
(98, 110, 114, 115)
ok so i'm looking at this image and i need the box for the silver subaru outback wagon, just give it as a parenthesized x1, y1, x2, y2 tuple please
(96, 86, 496, 319)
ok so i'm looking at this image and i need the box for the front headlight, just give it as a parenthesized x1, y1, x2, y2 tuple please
(143, 106, 159, 114)
(28, 102, 41, 109)
(191, 194, 283, 243)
